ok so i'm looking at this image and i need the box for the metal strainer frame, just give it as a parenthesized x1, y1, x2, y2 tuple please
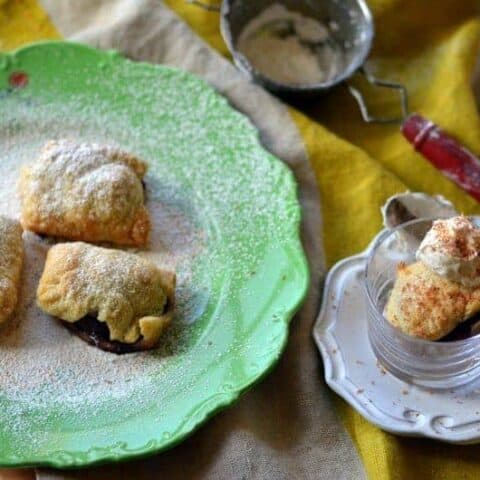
(187, 0, 409, 124)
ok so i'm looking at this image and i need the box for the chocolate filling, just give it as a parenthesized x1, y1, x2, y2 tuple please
(62, 295, 172, 354)
(440, 313, 480, 342)
(63, 316, 148, 354)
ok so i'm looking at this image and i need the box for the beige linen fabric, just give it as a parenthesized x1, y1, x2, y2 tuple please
(32, 1, 366, 478)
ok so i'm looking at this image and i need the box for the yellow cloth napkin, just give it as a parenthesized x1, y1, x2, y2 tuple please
(2, 0, 480, 478)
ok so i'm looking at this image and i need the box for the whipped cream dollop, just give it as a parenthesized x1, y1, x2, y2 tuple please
(416, 216, 480, 287)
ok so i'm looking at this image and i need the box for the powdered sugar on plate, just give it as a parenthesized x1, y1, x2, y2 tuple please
(0, 51, 301, 459)
(0, 105, 206, 439)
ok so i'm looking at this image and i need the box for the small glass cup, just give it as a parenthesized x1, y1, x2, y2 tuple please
(365, 217, 480, 389)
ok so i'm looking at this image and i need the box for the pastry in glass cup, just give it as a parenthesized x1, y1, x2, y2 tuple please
(385, 216, 480, 341)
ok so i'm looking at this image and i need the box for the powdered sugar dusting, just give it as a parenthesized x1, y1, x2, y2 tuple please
(0, 122, 206, 448)
(19, 139, 150, 245)
(0, 51, 301, 458)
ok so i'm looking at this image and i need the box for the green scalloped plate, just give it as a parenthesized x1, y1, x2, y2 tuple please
(0, 41, 308, 468)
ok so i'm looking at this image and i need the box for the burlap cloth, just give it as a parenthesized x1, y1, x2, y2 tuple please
(10, 0, 367, 478)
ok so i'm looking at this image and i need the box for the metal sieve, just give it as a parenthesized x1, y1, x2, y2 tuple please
(189, 0, 408, 123)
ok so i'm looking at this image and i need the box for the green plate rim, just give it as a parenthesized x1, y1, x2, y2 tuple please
(0, 40, 310, 469)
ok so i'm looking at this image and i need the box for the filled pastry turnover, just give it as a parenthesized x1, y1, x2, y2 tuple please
(385, 261, 480, 341)
(19, 139, 150, 246)
(0, 216, 23, 324)
(37, 242, 175, 353)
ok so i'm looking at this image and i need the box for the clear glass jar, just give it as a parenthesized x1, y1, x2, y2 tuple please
(365, 217, 480, 389)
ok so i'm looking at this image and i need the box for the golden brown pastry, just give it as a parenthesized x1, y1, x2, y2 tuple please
(37, 242, 175, 353)
(385, 261, 480, 340)
(0, 216, 23, 324)
(19, 139, 150, 246)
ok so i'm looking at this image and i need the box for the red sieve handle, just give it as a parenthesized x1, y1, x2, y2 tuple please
(402, 113, 480, 202)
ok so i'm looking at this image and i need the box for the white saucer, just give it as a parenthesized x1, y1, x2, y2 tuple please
(313, 232, 480, 444)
